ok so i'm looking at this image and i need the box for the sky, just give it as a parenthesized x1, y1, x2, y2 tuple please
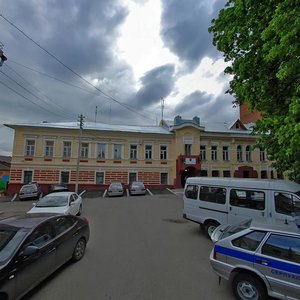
(0, 0, 238, 156)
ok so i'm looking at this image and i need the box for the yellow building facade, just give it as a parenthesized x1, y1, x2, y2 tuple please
(5, 116, 277, 194)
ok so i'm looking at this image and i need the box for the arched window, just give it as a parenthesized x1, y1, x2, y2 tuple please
(245, 145, 252, 161)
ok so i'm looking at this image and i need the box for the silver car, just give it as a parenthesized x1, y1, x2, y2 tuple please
(107, 182, 125, 197)
(129, 181, 146, 195)
(210, 218, 300, 300)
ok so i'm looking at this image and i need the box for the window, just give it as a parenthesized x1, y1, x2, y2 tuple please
(23, 170, 33, 184)
(223, 170, 231, 177)
(145, 145, 152, 160)
(230, 189, 265, 210)
(200, 145, 206, 161)
(223, 146, 229, 161)
(184, 144, 191, 156)
(199, 186, 226, 204)
(232, 231, 266, 251)
(261, 170, 268, 179)
(25, 140, 35, 156)
(130, 144, 137, 160)
(211, 146, 217, 161)
(160, 173, 168, 184)
(63, 141, 72, 157)
(185, 185, 199, 200)
(212, 170, 220, 177)
(129, 172, 137, 183)
(245, 145, 252, 162)
(113, 144, 122, 159)
(96, 172, 104, 184)
(52, 216, 76, 236)
(260, 147, 266, 161)
(81, 143, 89, 158)
(274, 192, 300, 215)
(25, 222, 54, 248)
(61, 171, 70, 184)
(160, 145, 167, 160)
(97, 143, 106, 159)
(200, 170, 208, 176)
(44, 140, 54, 157)
(262, 234, 300, 263)
(237, 145, 243, 161)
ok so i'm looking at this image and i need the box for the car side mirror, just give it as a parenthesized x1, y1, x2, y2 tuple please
(19, 245, 39, 258)
(32, 202, 36, 206)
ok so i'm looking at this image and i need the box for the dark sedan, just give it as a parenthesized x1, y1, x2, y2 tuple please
(0, 213, 89, 300)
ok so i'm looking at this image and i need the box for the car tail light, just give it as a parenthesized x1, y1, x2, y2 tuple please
(82, 217, 89, 225)
(213, 249, 217, 260)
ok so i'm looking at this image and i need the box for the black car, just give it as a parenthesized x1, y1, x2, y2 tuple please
(0, 213, 90, 300)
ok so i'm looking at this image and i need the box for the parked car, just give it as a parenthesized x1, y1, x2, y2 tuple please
(129, 181, 146, 195)
(28, 191, 83, 216)
(210, 218, 300, 300)
(0, 213, 89, 300)
(19, 182, 41, 200)
(48, 183, 69, 193)
(107, 182, 125, 197)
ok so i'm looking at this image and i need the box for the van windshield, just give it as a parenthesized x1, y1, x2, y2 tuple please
(221, 219, 252, 240)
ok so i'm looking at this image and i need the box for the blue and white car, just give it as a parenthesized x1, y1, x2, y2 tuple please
(210, 218, 300, 300)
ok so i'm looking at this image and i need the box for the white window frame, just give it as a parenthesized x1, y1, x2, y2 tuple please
(62, 141, 72, 158)
(237, 145, 243, 162)
(160, 172, 168, 185)
(96, 143, 107, 159)
(245, 145, 252, 162)
(95, 171, 105, 184)
(25, 139, 35, 156)
(113, 144, 123, 159)
(23, 170, 33, 184)
(44, 140, 54, 157)
(160, 145, 167, 160)
(145, 144, 153, 160)
(222, 146, 229, 161)
(211, 145, 218, 161)
(128, 172, 137, 183)
(81, 142, 89, 158)
(200, 145, 206, 161)
(129, 144, 138, 160)
(260, 147, 266, 162)
(60, 171, 70, 184)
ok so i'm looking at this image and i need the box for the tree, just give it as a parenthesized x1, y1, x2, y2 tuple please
(209, 0, 300, 182)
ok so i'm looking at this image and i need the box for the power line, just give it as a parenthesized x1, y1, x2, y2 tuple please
(2, 64, 77, 120)
(0, 13, 156, 122)
(0, 78, 74, 118)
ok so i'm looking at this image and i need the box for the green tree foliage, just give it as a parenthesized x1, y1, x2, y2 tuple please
(209, 0, 300, 182)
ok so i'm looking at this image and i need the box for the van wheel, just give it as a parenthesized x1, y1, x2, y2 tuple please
(205, 221, 219, 238)
(232, 273, 266, 300)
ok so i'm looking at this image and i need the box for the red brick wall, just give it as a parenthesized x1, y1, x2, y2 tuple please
(105, 171, 128, 184)
(71, 171, 95, 183)
(34, 170, 60, 182)
(138, 172, 160, 185)
(10, 169, 22, 182)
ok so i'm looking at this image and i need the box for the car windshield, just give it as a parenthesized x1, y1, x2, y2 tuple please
(0, 225, 29, 264)
(36, 195, 69, 207)
(221, 219, 252, 240)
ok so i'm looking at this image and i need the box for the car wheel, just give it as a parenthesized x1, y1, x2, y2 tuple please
(72, 238, 86, 262)
(205, 221, 219, 238)
(232, 273, 266, 300)
(77, 204, 82, 216)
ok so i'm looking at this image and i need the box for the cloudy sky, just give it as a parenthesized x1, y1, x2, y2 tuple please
(0, 0, 238, 156)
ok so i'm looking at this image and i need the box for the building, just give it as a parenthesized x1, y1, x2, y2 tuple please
(4, 116, 277, 195)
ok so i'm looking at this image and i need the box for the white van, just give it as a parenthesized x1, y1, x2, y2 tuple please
(183, 177, 300, 237)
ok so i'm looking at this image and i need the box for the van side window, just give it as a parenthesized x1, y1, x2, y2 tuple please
(274, 192, 300, 215)
(185, 185, 199, 200)
(262, 234, 300, 263)
(230, 189, 265, 210)
(199, 186, 226, 204)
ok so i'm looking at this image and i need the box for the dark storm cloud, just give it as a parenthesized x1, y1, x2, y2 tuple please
(172, 87, 238, 123)
(160, 0, 227, 70)
(134, 64, 176, 106)
(1, 0, 128, 77)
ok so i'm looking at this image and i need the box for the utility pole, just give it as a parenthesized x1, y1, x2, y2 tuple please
(95, 106, 98, 123)
(75, 114, 84, 193)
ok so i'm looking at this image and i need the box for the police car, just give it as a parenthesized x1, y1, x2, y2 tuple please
(210, 218, 300, 300)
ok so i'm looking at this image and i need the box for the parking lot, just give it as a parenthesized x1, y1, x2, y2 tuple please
(0, 192, 233, 300)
